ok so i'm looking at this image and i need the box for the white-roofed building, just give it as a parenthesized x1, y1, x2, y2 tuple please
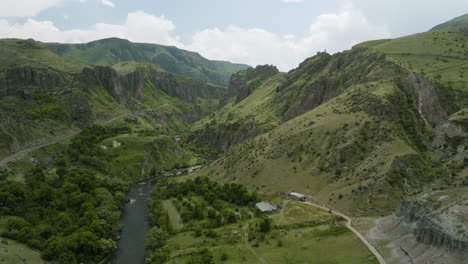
(255, 201, 276, 212)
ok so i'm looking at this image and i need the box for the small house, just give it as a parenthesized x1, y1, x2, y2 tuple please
(288, 192, 306, 202)
(255, 201, 276, 213)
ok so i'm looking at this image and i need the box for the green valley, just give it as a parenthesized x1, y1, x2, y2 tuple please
(0, 10, 467, 264)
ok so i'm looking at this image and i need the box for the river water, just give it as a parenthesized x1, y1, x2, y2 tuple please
(110, 181, 153, 264)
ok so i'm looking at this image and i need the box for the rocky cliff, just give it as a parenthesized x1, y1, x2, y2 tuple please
(397, 197, 468, 251)
(45, 37, 249, 87)
(150, 71, 225, 103)
(0, 66, 67, 97)
(191, 46, 453, 154)
(224, 65, 279, 104)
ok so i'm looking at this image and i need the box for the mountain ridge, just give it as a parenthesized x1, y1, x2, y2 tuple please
(44, 37, 249, 87)
(430, 13, 468, 31)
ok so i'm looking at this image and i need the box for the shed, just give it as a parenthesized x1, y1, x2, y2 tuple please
(288, 192, 306, 202)
(255, 201, 276, 212)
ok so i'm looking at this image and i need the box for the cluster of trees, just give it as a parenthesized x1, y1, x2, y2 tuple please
(67, 124, 130, 168)
(0, 124, 134, 263)
(144, 176, 261, 263)
(0, 165, 129, 263)
(145, 227, 171, 264)
(160, 176, 259, 206)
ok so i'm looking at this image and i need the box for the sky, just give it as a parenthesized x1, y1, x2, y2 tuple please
(1, 0, 467, 71)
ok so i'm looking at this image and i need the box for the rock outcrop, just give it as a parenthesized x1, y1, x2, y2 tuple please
(275, 48, 399, 121)
(150, 71, 225, 103)
(224, 65, 279, 104)
(368, 190, 468, 264)
(0, 66, 66, 97)
(189, 121, 261, 152)
(396, 196, 468, 252)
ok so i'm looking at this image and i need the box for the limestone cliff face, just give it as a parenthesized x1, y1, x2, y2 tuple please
(188, 65, 279, 152)
(0, 66, 66, 97)
(399, 72, 448, 124)
(0, 63, 225, 159)
(276, 48, 399, 121)
(79, 66, 121, 98)
(189, 120, 260, 152)
(224, 65, 279, 104)
(397, 198, 468, 252)
(150, 71, 225, 103)
(191, 47, 456, 153)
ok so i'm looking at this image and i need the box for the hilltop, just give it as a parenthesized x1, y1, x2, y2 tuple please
(189, 17, 468, 263)
(0, 38, 228, 161)
(45, 38, 249, 86)
(430, 13, 468, 31)
(0, 13, 467, 264)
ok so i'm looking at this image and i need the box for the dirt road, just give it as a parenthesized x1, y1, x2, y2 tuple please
(302, 201, 387, 264)
(0, 112, 132, 167)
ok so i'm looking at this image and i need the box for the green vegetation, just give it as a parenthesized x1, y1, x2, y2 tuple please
(45, 38, 249, 86)
(0, 119, 202, 264)
(146, 182, 378, 264)
(145, 176, 260, 263)
(0, 165, 126, 263)
(359, 27, 468, 111)
(430, 13, 468, 31)
(1, 13, 468, 264)
(191, 24, 468, 217)
(0, 237, 48, 264)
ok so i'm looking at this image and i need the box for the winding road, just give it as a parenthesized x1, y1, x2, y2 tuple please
(0, 112, 132, 167)
(301, 200, 387, 264)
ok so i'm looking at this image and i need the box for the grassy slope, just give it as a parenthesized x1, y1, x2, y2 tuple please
(359, 27, 468, 111)
(44, 38, 249, 86)
(165, 201, 377, 264)
(192, 73, 285, 131)
(0, 39, 82, 72)
(0, 237, 48, 264)
(192, 29, 468, 216)
(0, 39, 223, 160)
(195, 82, 422, 216)
(430, 13, 468, 31)
(0, 39, 125, 159)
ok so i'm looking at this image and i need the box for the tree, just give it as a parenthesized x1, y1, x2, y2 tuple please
(259, 218, 271, 233)
(145, 227, 168, 251)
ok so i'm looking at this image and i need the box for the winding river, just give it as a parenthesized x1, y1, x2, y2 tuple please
(110, 181, 153, 264)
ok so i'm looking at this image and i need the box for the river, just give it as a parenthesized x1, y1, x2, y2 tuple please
(110, 181, 153, 264)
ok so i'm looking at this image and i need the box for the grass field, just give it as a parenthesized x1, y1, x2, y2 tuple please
(0, 238, 47, 264)
(163, 200, 184, 230)
(164, 201, 378, 264)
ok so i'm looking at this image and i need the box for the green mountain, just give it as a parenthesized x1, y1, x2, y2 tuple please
(1, 14, 468, 264)
(189, 21, 468, 260)
(45, 38, 249, 86)
(430, 13, 468, 31)
(0, 38, 226, 161)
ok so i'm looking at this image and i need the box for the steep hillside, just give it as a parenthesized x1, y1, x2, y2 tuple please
(190, 65, 284, 151)
(188, 21, 468, 263)
(45, 38, 249, 86)
(191, 33, 467, 215)
(0, 39, 225, 160)
(430, 13, 468, 31)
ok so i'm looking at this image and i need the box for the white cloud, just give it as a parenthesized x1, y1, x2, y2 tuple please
(187, 7, 390, 70)
(0, 6, 390, 71)
(100, 0, 114, 8)
(0, 11, 181, 46)
(0, 0, 66, 17)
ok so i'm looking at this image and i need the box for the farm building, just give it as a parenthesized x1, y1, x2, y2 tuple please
(255, 201, 276, 212)
(288, 192, 306, 201)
